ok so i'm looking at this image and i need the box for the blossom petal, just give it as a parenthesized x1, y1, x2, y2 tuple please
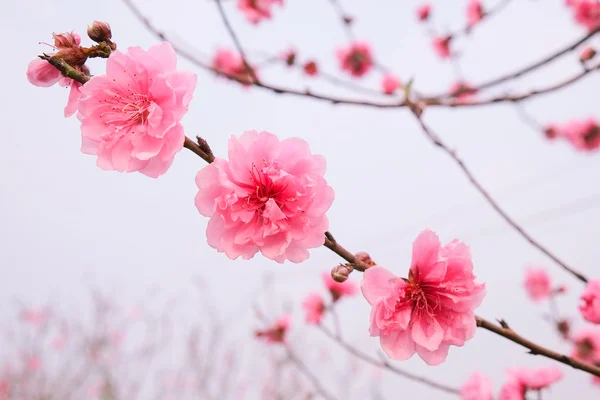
(380, 330, 416, 361)
(361, 266, 397, 305)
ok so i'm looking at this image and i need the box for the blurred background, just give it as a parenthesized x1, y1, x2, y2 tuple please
(1, 0, 600, 398)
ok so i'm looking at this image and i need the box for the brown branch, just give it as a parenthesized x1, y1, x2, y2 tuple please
(323, 238, 370, 272)
(406, 102, 588, 283)
(442, 26, 600, 97)
(40, 55, 89, 84)
(327, 0, 355, 41)
(318, 324, 461, 396)
(476, 316, 600, 378)
(435, 63, 600, 107)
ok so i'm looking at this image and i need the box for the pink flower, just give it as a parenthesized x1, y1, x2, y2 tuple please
(303, 60, 319, 76)
(417, 3, 432, 21)
(432, 36, 452, 58)
(322, 271, 358, 301)
(466, 0, 485, 27)
(237, 0, 283, 24)
(449, 81, 477, 104)
(569, 0, 600, 31)
(580, 279, 600, 324)
(76, 42, 197, 178)
(523, 267, 552, 301)
(562, 118, 600, 151)
(361, 230, 486, 365)
(571, 327, 600, 363)
(20, 309, 48, 326)
(381, 73, 401, 95)
(460, 372, 493, 400)
(336, 41, 374, 78)
(212, 48, 258, 86)
(194, 131, 335, 263)
(26, 31, 85, 118)
(255, 314, 290, 343)
(506, 366, 564, 390)
(302, 293, 325, 324)
(498, 380, 525, 400)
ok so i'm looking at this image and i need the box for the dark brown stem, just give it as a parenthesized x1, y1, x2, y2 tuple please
(184, 137, 215, 163)
(318, 324, 461, 395)
(476, 316, 600, 377)
(407, 103, 588, 284)
(323, 238, 370, 272)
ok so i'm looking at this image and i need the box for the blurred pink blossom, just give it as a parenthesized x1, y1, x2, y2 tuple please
(432, 36, 452, 58)
(523, 267, 552, 301)
(212, 48, 259, 86)
(580, 279, 600, 324)
(571, 327, 600, 363)
(238, 0, 283, 24)
(77, 42, 197, 178)
(322, 271, 358, 301)
(449, 81, 477, 104)
(416, 3, 432, 21)
(361, 230, 486, 365)
(568, 0, 600, 30)
(562, 118, 600, 151)
(302, 292, 325, 324)
(506, 366, 563, 390)
(461, 372, 493, 400)
(336, 41, 374, 78)
(466, 0, 484, 27)
(381, 73, 401, 95)
(255, 314, 290, 343)
(195, 131, 334, 263)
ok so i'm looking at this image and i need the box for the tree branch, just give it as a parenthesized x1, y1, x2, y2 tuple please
(476, 316, 600, 378)
(406, 102, 589, 283)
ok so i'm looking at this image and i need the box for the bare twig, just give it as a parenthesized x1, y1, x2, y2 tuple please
(406, 103, 588, 283)
(286, 347, 338, 400)
(476, 316, 600, 377)
(318, 325, 461, 396)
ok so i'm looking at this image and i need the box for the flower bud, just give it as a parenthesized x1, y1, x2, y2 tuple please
(303, 60, 318, 76)
(579, 47, 596, 63)
(331, 265, 351, 283)
(87, 21, 112, 43)
(354, 251, 375, 266)
(556, 319, 570, 340)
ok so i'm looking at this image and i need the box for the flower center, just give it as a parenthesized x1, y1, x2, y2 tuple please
(577, 338, 595, 358)
(101, 92, 152, 133)
(406, 282, 440, 317)
(243, 162, 287, 212)
(583, 125, 600, 145)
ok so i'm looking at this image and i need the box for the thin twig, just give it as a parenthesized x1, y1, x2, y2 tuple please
(476, 316, 600, 377)
(328, 0, 355, 41)
(318, 325, 461, 396)
(406, 102, 588, 283)
(286, 347, 338, 400)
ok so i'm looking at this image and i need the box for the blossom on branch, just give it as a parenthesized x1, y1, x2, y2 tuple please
(568, 0, 600, 31)
(238, 0, 284, 25)
(580, 279, 600, 324)
(76, 42, 197, 178)
(302, 293, 325, 324)
(194, 131, 335, 263)
(432, 36, 452, 59)
(212, 49, 259, 86)
(449, 81, 477, 104)
(303, 60, 319, 76)
(361, 230, 486, 365)
(336, 41, 374, 78)
(499, 366, 563, 399)
(381, 73, 401, 95)
(460, 371, 493, 400)
(571, 327, 600, 363)
(466, 0, 485, 28)
(255, 314, 290, 343)
(416, 3, 432, 22)
(563, 118, 600, 151)
(26, 31, 87, 117)
(322, 271, 358, 301)
(523, 267, 552, 301)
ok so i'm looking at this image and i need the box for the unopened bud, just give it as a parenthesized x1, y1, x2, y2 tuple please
(331, 265, 351, 283)
(354, 251, 375, 266)
(555, 284, 567, 294)
(343, 16, 354, 25)
(579, 47, 596, 63)
(543, 125, 558, 140)
(303, 60, 318, 76)
(87, 21, 112, 43)
(556, 319, 570, 340)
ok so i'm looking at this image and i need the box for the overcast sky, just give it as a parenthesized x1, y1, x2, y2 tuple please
(2, 0, 600, 398)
